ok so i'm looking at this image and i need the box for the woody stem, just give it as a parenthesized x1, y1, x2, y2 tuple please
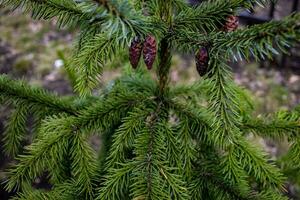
(156, 2, 172, 97)
(157, 38, 172, 97)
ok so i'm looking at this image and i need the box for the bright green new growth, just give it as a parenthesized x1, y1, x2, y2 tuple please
(0, 0, 300, 199)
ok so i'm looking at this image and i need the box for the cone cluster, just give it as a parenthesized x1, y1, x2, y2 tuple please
(129, 35, 157, 70)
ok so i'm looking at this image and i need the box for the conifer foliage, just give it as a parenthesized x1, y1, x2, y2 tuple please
(0, 0, 300, 199)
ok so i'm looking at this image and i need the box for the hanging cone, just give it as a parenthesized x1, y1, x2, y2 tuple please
(143, 35, 157, 70)
(129, 37, 143, 69)
(195, 47, 209, 76)
(224, 15, 239, 32)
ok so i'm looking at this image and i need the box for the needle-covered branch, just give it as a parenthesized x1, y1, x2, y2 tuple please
(0, 0, 152, 30)
(1, 0, 165, 97)
(0, 75, 79, 115)
(173, 0, 271, 33)
(0, 0, 91, 28)
(2, 104, 30, 157)
(5, 115, 73, 192)
(173, 13, 300, 60)
(212, 13, 300, 61)
(5, 115, 99, 199)
(74, 88, 154, 133)
(0, 75, 91, 158)
(242, 113, 300, 140)
(71, 23, 164, 96)
(12, 184, 75, 200)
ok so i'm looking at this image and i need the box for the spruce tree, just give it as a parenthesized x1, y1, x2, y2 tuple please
(0, 0, 300, 199)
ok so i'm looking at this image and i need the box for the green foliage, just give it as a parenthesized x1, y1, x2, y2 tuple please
(0, 0, 88, 28)
(1, 0, 300, 199)
(3, 103, 30, 157)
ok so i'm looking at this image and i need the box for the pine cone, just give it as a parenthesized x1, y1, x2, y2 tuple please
(143, 35, 157, 70)
(195, 47, 209, 76)
(224, 15, 239, 32)
(129, 37, 143, 69)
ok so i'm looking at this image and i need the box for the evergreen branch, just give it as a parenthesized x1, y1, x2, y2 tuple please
(204, 59, 242, 146)
(97, 163, 133, 200)
(5, 114, 99, 198)
(12, 182, 76, 200)
(169, 81, 208, 98)
(154, 164, 188, 200)
(2, 103, 30, 157)
(105, 105, 152, 169)
(190, 145, 242, 199)
(0, 85, 79, 152)
(211, 13, 300, 61)
(257, 190, 289, 200)
(1, 0, 163, 97)
(72, 33, 113, 97)
(173, 0, 270, 34)
(0, 0, 92, 28)
(100, 106, 188, 199)
(172, 0, 188, 11)
(49, 140, 72, 184)
(72, 32, 157, 97)
(191, 146, 286, 200)
(182, 100, 286, 193)
(196, 172, 287, 200)
(156, 120, 189, 199)
(117, 75, 157, 96)
(206, 58, 285, 190)
(70, 132, 98, 198)
(242, 115, 300, 140)
(131, 110, 167, 200)
(200, 172, 253, 200)
(280, 107, 300, 168)
(219, 146, 251, 196)
(284, 139, 300, 168)
(0, 0, 155, 31)
(131, 109, 188, 199)
(173, 0, 240, 33)
(160, 121, 182, 172)
(74, 88, 152, 133)
(69, 2, 164, 96)
(173, 13, 300, 58)
(174, 117, 197, 180)
(72, 34, 143, 97)
(234, 137, 286, 189)
(99, 108, 156, 200)
(169, 80, 254, 115)
(12, 189, 62, 200)
(179, 57, 285, 192)
(0, 75, 79, 115)
(191, 146, 251, 199)
(90, 0, 161, 35)
(168, 100, 211, 140)
(98, 105, 153, 199)
(4, 115, 73, 192)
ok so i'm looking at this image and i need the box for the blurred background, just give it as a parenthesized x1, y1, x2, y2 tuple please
(0, 0, 300, 199)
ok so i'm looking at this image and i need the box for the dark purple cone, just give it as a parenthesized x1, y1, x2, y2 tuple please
(129, 37, 143, 69)
(143, 35, 157, 70)
(195, 47, 209, 76)
(223, 15, 239, 32)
